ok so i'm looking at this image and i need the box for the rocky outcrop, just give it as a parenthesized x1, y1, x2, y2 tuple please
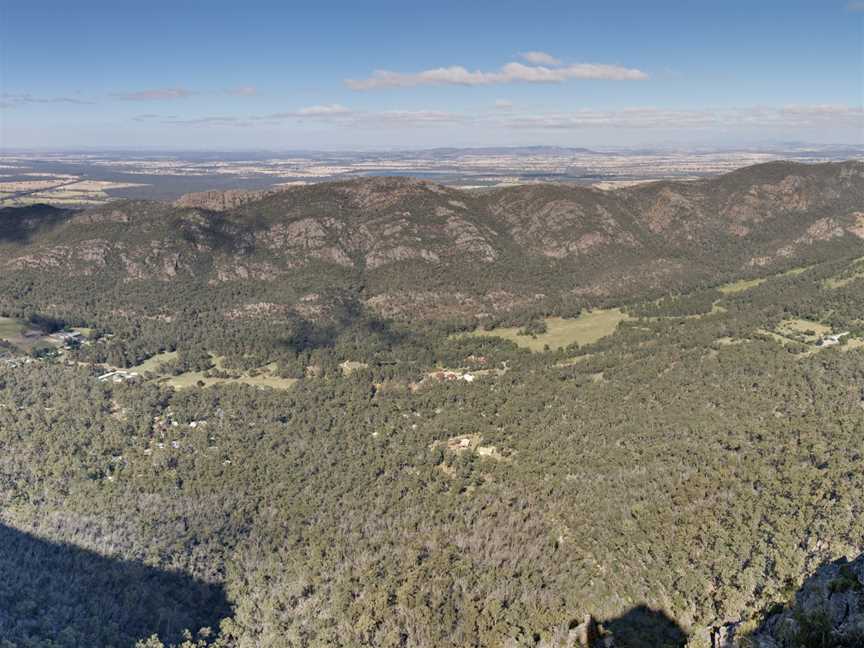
(488, 189, 640, 258)
(749, 554, 864, 647)
(174, 189, 276, 211)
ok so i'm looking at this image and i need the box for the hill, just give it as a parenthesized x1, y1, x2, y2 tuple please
(1, 161, 863, 327)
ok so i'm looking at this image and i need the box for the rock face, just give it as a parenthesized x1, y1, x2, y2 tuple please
(710, 622, 743, 648)
(535, 614, 606, 648)
(749, 554, 864, 647)
(174, 188, 276, 211)
(571, 614, 601, 646)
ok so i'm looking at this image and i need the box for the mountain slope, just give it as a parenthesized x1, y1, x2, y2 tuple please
(1, 162, 863, 323)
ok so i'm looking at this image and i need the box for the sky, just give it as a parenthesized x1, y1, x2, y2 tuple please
(0, 0, 862, 150)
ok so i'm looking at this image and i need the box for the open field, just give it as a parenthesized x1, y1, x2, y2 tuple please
(718, 266, 813, 295)
(718, 277, 768, 294)
(158, 370, 298, 391)
(146, 354, 298, 390)
(776, 318, 832, 343)
(464, 308, 630, 351)
(129, 351, 179, 374)
(824, 257, 864, 289)
(0, 177, 149, 207)
(0, 317, 25, 340)
(842, 338, 864, 352)
(751, 317, 863, 357)
(0, 317, 50, 352)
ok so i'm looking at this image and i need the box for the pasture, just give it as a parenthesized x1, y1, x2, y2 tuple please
(129, 351, 179, 374)
(464, 308, 630, 351)
(0, 317, 25, 341)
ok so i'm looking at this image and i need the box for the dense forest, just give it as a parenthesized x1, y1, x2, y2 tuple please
(0, 252, 863, 647)
(1, 163, 864, 647)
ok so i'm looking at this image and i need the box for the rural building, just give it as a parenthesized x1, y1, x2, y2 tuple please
(49, 331, 84, 345)
(97, 370, 140, 383)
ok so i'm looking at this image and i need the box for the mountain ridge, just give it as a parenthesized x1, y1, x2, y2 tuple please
(2, 161, 863, 321)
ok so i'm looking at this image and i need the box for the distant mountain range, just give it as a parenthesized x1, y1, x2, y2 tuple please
(2, 161, 863, 321)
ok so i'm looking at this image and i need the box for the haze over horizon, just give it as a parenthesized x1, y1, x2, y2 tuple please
(2, 0, 862, 151)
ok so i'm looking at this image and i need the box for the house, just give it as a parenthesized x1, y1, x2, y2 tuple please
(48, 331, 84, 346)
(817, 332, 850, 347)
(97, 370, 140, 383)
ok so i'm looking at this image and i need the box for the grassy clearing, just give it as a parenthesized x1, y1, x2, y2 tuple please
(823, 258, 864, 289)
(555, 353, 598, 367)
(340, 360, 369, 375)
(755, 318, 864, 358)
(714, 336, 746, 346)
(130, 351, 178, 374)
(718, 265, 812, 295)
(154, 355, 298, 390)
(840, 338, 864, 352)
(0, 317, 25, 340)
(0, 317, 48, 352)
(718, 277, 767, 294)
(464, 308, 630, 351)
(160, 371, 298, 391)
(824, 275, 863, 289)
(776, 318, 832, 343)
(782, 266, 812, 277)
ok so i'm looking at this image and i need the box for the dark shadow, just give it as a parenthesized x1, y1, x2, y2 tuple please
(0, 204, 71, 243)
(170, 209, 255, 255)
(0, 522, 230, 647)
(603, 605, 688, 648)
(169, 207, 274, 256)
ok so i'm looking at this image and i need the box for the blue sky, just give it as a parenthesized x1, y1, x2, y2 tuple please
(1, 0, 862, 150)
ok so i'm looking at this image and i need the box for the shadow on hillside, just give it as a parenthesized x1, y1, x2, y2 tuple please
(277, 296, 412, 354)
(603, 605, 688, 648)
(0, 205, 70, 243)
(0, 522, 230, 647)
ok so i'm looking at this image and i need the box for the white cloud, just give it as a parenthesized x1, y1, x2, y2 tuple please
(296, 104, 352, 116)
(253, 105, 354, 122)
(179, 105, 468, 129)
(501, 105, 864, 130)
(346, 60, 648, 90)
(113, 87, 195, 101)
(132, 113, 174, 122)
(494, 99, 513, 109)
(519, 51, 561, 66)
(140, 103, 862, 135)
(369, 110, 468, 125)
(847, 1, 864, 11)
(161, 116, 246, 126)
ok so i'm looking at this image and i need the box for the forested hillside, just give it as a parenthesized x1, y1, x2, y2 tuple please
(1, 163, 864, 647)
